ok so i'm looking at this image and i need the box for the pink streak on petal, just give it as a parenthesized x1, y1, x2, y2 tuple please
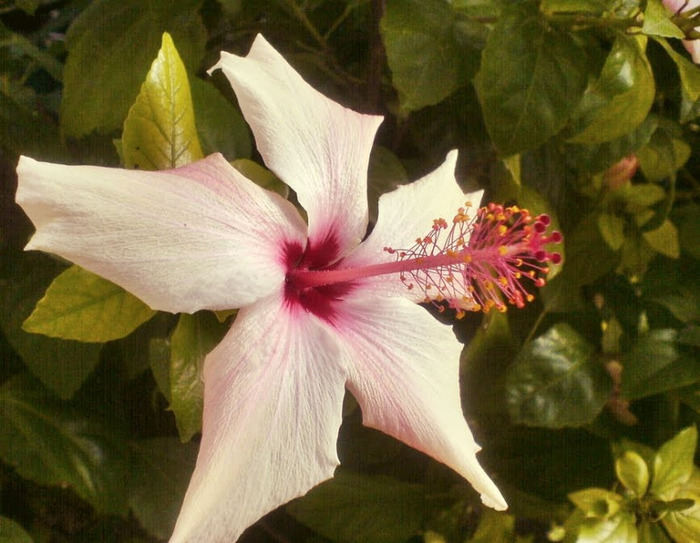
(338, 294, 507, 511)
(170, 292, 347, 543)
(209, 35, 383, 257)
(16, 154, 307, 313)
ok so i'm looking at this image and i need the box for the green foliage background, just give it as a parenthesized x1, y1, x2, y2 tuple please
(0, 0, 699, 542)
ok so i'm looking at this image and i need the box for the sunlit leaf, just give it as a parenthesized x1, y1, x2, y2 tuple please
(652, 426, 697, 499)
(122, 32, 203, 170)
(22, 265, 155, 343)
(475, 1, 587, 155)
(568, 35, 655, 144)
(661, 469, 700, 543)
(637, 123, 691, 181)
(61, 0, 205, 138)
(0, 255, 102, 399)
(288, 470, 429, 543)
(506, 323, 611, 428)
(232, 159, 288, 197)
(469, 509, 516, 543)
(0, 374, 130, 514)
(615, 451, 650, 497)
(643, 0, 685, 38)
(128, 437, 198, 539)
(568, 488, 622, 519)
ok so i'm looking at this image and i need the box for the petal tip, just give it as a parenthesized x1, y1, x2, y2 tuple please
(481, 492, 508, 511)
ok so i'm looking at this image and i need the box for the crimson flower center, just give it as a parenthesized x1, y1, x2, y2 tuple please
(285, 203, 562, 321)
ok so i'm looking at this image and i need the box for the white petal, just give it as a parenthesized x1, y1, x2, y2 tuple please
(16, 154, 306, 313)
(169, 292, 347, 543)
(337, 294, 507, 510)
(210, 35, 383, 257)
(343, 150, 483, 301)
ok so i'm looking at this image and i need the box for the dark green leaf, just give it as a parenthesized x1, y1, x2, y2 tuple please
(0, 92, 64, 160)
(622, 329, 700, 400)
(654, 36, 700, 122)
(597, 213, 626, 251)
(169, 312, 228, 442)
(0, 374, 130, 514)
(382, 0, 478, 112)
(190, 77, 251, 160)
(0, 255, 102, 399)
(288, 470, 429, 543)
(22, 265, 155, 343)
(61, 0, 205, 138)
(568, 35, 655, 144)
(0, 517, 33, 543)
(637, 123, 691, 181)
(367, 146, 409, 223)
(469, 509, 516, 543)
(121, 32, 204, 170)
(128, 438, 198, 539)
(559, 213, 618, 287)
(565, 115, 657, 174)
(475, 1, 588, 155)
(506, 323, 611, 428)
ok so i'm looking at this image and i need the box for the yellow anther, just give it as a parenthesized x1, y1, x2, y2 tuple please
(463, 254, 472, 263)
(498, 225, 507, 235)
(498, 276, 508, 286)
(498, 246, 508, 256)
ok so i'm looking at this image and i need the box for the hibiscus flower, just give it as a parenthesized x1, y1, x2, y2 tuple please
(664, 0, 700, 63)
(16, 35, 560, 543)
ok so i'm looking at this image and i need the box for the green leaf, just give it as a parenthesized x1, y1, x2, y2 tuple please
(652, 426, 697, 499)
(540, 0, 608, 14)
(615, 451, 650, 497)
(367, 146, 409, 223)
(597, 213, 626, 251)
(128, 438, 198, 540)
(61, 0, 205, 138)
(654, 36, 700, 123)
(661, 469, 700, 543)
(557, 213, 618, 287)
(643, 0, 685, 38)
(288, 470, 429, 543)
(22, 265, 155, 343)
(506, 323, 611, 428)
(232, 158, 289, 197)
(576, 513, 639, 543)
(568, 35, 655, 144)
(674, 203, 700, 259)
(469, 509, 516, 543)
(568, 488, 622, 519)
(169, 312, 228, 442)
(622, 329, 700, 400)
(0, 374, 130, 514)
(0, 255, 102, 399)
(382, 0, 476, 112)
(121, 32, 203, 170)
(565, 115, 657, 174)
(643, 219, 680, 259)
(0, 517, 33, 543)
(190, 77, 251, 160)
(475, 1, 588, 155)
(638, 521, 673, 543)
(637, 124, 691, 181)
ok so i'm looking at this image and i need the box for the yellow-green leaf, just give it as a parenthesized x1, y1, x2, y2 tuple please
(122, 32, 203, 170)
(22, 265, 155, 343)
(643, 219, 680, 259)
(615, 451, 650, 497)
(652, 426, 698, 500)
